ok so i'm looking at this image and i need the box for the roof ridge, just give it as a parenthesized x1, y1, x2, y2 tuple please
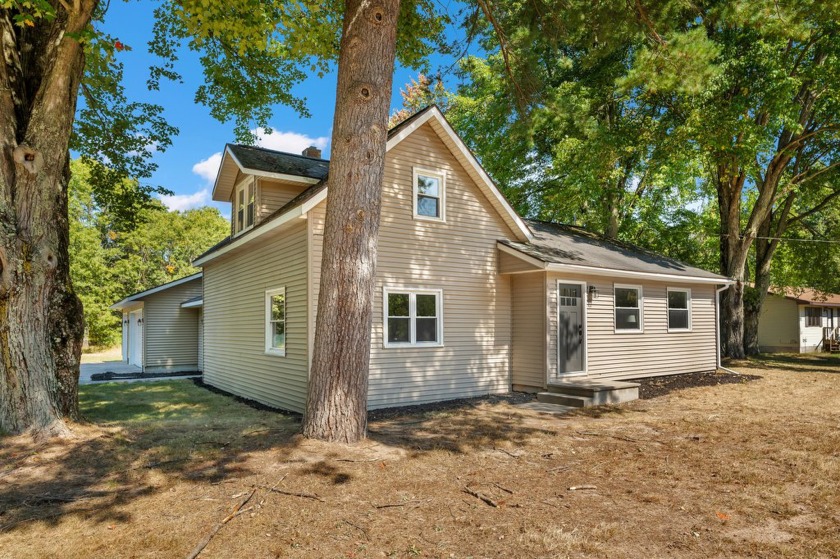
(227, 142, 330, 162)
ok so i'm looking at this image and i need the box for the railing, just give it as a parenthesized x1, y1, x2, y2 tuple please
(822, 327, 840, 352)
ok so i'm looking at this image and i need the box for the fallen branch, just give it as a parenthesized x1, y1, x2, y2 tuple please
(186, 487, 256, 559)
(493, 482, 514, 494)
(463, 487, 498, 508)
(343, 518, 370, 541)
(568, 485, 597, 491)
(260, 485, 325, 503)
(373, 499, 424, 509)
(494, 446, 524, 458)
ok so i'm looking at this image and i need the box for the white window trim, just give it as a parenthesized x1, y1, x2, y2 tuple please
(412, 167, 446, 222)
(234, 178, 256, 237)
(382, 287, 444, 348)
(265, 287, 286, 356)
(614, 283, 644, 334)
(667, 287, 692, 332)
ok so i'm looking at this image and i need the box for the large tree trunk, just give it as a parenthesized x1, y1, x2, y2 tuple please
(717, 167, 750, 359)
(0, 4, 93, 436)
(744, 195, 795, 355)
(302, 0, 400, 443)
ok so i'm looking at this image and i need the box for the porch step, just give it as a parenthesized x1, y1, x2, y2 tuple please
(536, 392, 592, 408)
(537, 379, 640, 408)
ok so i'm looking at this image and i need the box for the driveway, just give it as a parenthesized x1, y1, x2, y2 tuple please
(79, 347, 201, 385)
(79, 361, 143, 385)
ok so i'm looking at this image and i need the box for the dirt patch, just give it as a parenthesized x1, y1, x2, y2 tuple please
(1, 357, 838, 558)
(633, 370, 762, 399)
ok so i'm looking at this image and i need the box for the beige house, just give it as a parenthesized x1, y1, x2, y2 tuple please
(758, 289, 840, 353)
(179, 106, 733, 413)
(111, 273, 203, 372)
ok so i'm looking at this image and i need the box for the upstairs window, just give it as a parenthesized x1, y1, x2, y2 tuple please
(384, 288, 443, 347)
(413, 168, 445, 221)
(265, 288, 286, 355)
(667, 288, 691, 331)
(235, 180, 256, 234)
(614, 284, 643, 332)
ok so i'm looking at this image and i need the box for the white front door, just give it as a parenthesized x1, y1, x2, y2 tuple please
(557, 282, 585, 376)
(128, 310, 143, 367)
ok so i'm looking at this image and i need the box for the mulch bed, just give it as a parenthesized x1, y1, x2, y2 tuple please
(90, 370, 200, 381)
(632, 370, 762, 400)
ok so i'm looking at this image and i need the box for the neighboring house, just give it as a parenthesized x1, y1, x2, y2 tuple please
(111, 273, 204, 372)
(179, 106, 733, 414)
(758, 289, 840, 353)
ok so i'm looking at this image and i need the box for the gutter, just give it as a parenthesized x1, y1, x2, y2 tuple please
(715, 284, 744, 375)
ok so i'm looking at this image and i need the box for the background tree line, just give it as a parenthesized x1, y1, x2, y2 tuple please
(392, 0, 840, 359)
(69, 159, 227, 348)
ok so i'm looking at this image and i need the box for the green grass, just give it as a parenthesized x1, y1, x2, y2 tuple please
(79, 380, 285, 427)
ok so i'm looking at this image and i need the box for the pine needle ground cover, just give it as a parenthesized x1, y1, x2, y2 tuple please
(1, 357, 838, 558)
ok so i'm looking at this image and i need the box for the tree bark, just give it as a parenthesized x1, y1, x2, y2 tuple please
(302, 0, 401, 443)
(0, 3, 93, 436)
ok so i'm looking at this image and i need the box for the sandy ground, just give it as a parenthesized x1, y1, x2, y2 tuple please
(0, 356, 838, 558)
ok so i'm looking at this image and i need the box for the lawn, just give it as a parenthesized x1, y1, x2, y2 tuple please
(1, 356, 839, 558)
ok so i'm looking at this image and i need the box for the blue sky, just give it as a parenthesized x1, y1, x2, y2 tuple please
(98, 1, 473, 218)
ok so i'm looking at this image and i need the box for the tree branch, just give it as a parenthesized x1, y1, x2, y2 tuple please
(788, 188, 840, 225)
(475, 0, 527, 110)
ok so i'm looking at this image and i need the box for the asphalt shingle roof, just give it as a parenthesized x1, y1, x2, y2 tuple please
(501, 220, 727, 280)
(227, 144, 329, 180)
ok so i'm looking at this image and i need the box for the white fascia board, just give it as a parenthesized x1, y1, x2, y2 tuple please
(110, 273, 203, 309)
(544, 262, 735, 285)
(250, 170, 321, 184)
(210, 147, 236, 201)
(181, 299, 203, 308)
(386, 107, 533, 242)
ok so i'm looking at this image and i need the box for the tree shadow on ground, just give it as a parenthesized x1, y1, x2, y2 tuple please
(735, 353, 840, 375)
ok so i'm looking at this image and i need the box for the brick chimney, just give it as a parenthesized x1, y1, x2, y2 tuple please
(302, 146, 322, 159)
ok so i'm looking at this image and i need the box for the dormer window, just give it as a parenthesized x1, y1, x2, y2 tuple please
(235, 179, 255, 235)
(413, 168, 445, 221)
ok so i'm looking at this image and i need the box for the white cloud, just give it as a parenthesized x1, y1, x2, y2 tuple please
(159, 189, 210, 212)
(192, 152, 223, 184)
(252, 128, 329, 155)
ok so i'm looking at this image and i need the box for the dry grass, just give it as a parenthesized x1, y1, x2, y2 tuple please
(1, 357, 839, 559)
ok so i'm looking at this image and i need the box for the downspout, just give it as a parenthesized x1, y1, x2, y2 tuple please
(716, 284, 743, 375)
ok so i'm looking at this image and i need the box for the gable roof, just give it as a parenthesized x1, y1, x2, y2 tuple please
(212, 145, 327, 202)
(499, 220, 732, 284)
(111, 273, 203, 310)
(773, 287, 840, 307)
(194, 106, 532, 266)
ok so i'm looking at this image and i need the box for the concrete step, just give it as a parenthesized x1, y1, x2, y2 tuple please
(546, 379, 639, 406)
(536, 392, 592, 408)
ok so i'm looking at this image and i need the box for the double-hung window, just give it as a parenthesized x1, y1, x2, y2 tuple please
(384, 288, 443, 347)
(235, 180, 256, 234)
(265, 287, 286, 355)
(667, 288, 691, 331)
(614, 284, 643, 332)
(413, 168, 445, 221)
(805, 307, 822, 327)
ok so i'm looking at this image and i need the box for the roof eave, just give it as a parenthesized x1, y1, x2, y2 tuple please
(542, 262, 734, 285)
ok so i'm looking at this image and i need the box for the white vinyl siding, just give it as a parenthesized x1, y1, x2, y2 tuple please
(757, 295, 799, 352)
(546, 274, 718, 381)
(257, 178, 310, 222)
(203, 220, 309, 413)
(799, 305, 828, 352)
(510, 272, 546, 390)
(310, 122, 515, 409)
(141, 277, 202, 373)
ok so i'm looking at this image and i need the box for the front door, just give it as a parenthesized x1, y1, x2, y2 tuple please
(128, 310, 143, 367)
(557, 283, 585, 375)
